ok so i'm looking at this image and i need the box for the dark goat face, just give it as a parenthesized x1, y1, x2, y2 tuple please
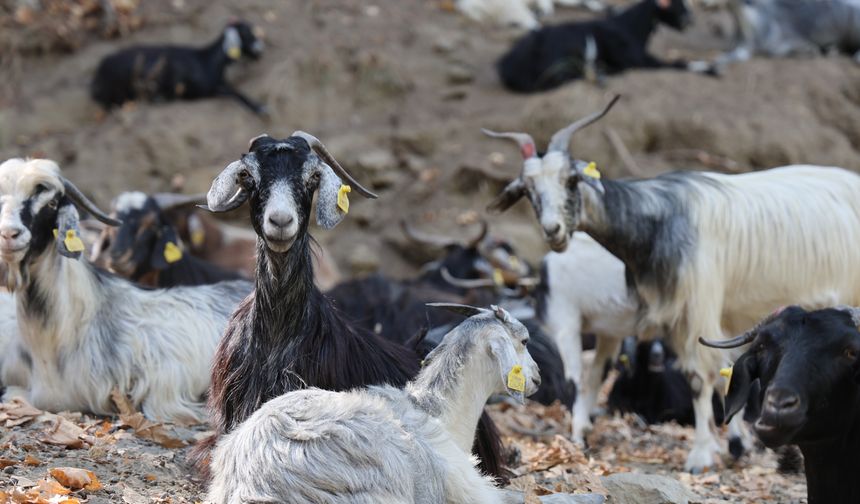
(484, 97, 618, 253)
(0, 158, 119, 291)
(100, 192, 182, 276)
(722, 307, 860, 448)
(223, 20, 264, 61)
(655, 0, 692, 31)
(204, 132, 377, 254)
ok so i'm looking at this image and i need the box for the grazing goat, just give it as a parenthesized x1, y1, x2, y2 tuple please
(714, 0, 860, 69)
(207, 304, 600, 504)
(197, 132, 503, 477)
(91, 20, 267, 114)
(94, 191, 248, 288)
(0, 158, 250, 423)
(485, 96, 860, 471)
(702, 306, 860, 503)
(497, 0, 700, 93)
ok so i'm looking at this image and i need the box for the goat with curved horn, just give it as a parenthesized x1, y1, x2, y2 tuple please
(547, 95, 621, 153)
(61, 177, 122, 226)
(699, 305, 795, 349)
(481, 129, 537, 160)
(291, 130, 378, 199)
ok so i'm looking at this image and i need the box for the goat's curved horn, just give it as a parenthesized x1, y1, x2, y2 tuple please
(291, 131, 378, 199)
(426, 302, 487, 318)
(466, 219, 489, 248)
(205, 159, 251, 213)
(440, 267, 497, 289)
(547, 95, 621, 153)
(835, 305, 860, 328)
(249, 133, 270, 149)
(61, 177, 121, 226)
(401, 220, 459, 248)
(152, 192, 207, 210)
(699, 305, 794, 349)
(481, 129, 537, 160)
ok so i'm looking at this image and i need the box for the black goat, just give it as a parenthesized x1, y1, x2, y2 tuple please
(95, 191, 246, 288)
(497, 0, 702, 93)
(91, 20, 266, 114)
(701, 305, 860, 504)
(195, 132, 503, 478)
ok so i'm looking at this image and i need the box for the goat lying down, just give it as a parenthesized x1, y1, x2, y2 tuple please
(486, 97, 860, 471)
(0, 158, 250, 423)
(207, 304, 602, 504)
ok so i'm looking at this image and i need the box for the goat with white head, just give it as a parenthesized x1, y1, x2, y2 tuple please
(207, 303, 601, 504)
(486, 96, 860, 472)
(0, 158, 249, 423)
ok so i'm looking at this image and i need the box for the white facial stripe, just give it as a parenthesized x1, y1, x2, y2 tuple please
(521, 152, 572, 241)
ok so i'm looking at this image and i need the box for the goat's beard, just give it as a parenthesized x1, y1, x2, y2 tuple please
(1, 263, 27, 292)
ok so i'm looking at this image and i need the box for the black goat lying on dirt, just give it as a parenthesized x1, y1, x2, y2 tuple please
(701, 305, 860, 504)
(193, 132, 504, 478)
(91, 20, 266, 114)
(497, 0, 707, 93)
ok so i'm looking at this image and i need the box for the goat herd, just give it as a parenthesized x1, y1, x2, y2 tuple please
(2, 0, 860, 503)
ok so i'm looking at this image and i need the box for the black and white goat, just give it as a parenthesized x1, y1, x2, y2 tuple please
(91, 20, 267, 114)
(496, 0, 705, 93)
(714, 0, 860, 69)
(701, 306, 860, 503)
(485, 96, 860, 471)
(0, 158, 250, 423)
(93, 191, 248, 288)
(197, 133, 504, 477)
(207, 304, 601, 504)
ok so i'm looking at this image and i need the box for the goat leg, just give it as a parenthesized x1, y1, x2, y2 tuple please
(218, 83, 268, 116)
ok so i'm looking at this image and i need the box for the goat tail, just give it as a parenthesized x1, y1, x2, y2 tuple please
(187, 432, 217, 481)
(474, 411, 510, 483)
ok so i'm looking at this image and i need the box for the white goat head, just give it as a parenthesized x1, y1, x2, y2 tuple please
(427, 302, 541, 402)
(202, 132, 377, 253)
(484, 96, 619, 252)
(0, 158, 119, 291)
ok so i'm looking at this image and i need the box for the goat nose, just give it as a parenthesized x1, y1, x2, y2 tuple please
(0, 227, 21, 240)
(267, 213, 294, 229)
(766, 389, 800, 413)
(544, 223, 561, 236)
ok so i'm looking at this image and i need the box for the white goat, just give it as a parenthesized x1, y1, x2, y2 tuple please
(485, 97, 860, 472)
(539, 232, 637, 443)
(455, 0, 603, 30)
(207, 304, 603, 504)
(0, 158, 250, 423)
(0, 290, 28, 394)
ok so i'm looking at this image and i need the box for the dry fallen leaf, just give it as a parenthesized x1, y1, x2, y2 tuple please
(24, 454, 42, 466)
(0, 458, 17, 469)
(38, 417, 86, 449)
(36, 478, 71, 495)
(0, 398, 43, 427)
(110, 388, 186, 448)
(49, 467, 103, 491)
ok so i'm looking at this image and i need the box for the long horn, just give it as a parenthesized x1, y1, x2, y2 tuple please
(440, 267, 497, 289)
(152, 192, 207, 211)
(401, 220, 459, 248)
(547, 94, 621, 153)
(61, 177, 121, 226)
(426, 302, 487, 318)
(481, 129, 537, 160)
(699, 306, 793, 349)
(465, 219, 489, 248)
(291, 131, 378, 199)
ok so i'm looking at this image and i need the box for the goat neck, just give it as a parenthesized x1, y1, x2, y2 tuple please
(613, 0, 661, 47)
(800, 402, 860, 504)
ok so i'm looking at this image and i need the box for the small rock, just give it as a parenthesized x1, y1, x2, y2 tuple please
(601, 473, 700, 504)
(433, 35, 457, 54)
(446, 63, 475, 85)
(3, 466, 14, 474)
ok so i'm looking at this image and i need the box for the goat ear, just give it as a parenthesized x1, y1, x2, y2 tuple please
(488, 337, 525, 403)
(314, 162, 348, 230)
(151, 225, 182, 270)
(724, 352, 758, 423)
(223, 26, 242, 60)
(55, 203, 84, 259)
(573, 160, 605, 194)
(487, 178, 526, 213)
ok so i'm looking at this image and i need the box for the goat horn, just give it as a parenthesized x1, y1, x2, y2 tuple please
(465, 218, 489, 248)
(61, 177, 121, 226)
(400, 220, 459, 248)
(291, 131, 378, 199)
(249, 133, 270, 150)
(152, 192, 207, 210)
(481, 129, 537, 160)
(699, 305, 794, 349)
(426, 302, 487, 318)
(440, 267, 497, 289)
(547, 94, 621, 153)
(835, 305, 860, 328)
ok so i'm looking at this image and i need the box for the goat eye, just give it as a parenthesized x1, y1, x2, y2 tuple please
(845, 348, 858, 360)
(521, 339, 529, 346)
(47, 198, 58, 210)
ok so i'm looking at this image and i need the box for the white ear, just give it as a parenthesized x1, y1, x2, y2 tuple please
(315, 162, 347, 230)
(488, 337, 523, 401)
(222, 27, 241, 60)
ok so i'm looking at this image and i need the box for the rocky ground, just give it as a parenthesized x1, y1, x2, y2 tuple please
(2, 0, 856, 501)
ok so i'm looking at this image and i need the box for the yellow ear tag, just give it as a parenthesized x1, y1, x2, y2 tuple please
(493, 268, 504, 286)
(337, 185, 351, 214)
(227, 46, 241, 60)
(191, 229, 206, 248)
(507, 364, 525, 392)
(64, 230, 85, 253)
(583, 162, 601, 179)
(720, 366, 733, 395)
(619, 354, 630, 369)
(163, 242, 183, 264)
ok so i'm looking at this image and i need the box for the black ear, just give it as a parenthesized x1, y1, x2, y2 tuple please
(488, 179, 526, 213)
(150, 225, 183, 270)
(724, 352, 758, 423)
